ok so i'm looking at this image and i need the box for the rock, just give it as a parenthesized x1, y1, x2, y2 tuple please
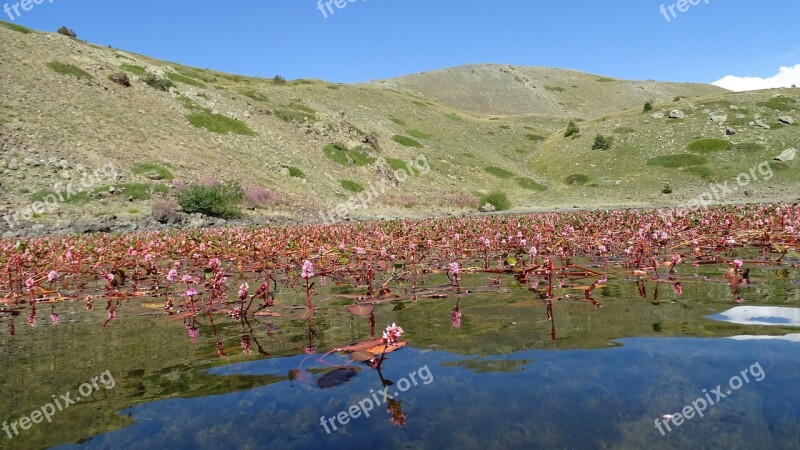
(479, 203, 496, 213)
(59, 171, 71, 180)
(754, 120, 771, 129)
(774, 148, 797, 162)
(735, 114, 746, 119)
(710, 114, 727, 124)
(668, 110, 686, 119)
(778, 116, 794, 125)
(146, 172, 164, 180)
(652, 112, 664, 120)
(725, 127, 737, 136)
(23, 158, 41, 167)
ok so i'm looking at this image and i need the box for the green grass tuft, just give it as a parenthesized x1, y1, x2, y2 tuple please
(288, 166, 305, 178)
(120, 64, 146, 76)
(340, 180, 364, 193)
(684, 165, 713, 180)
(756, 96, 797, 112)
(392, 135, 423, 148)
(132, 162, 174, 180)
(564, 174, 590, 185)
(48, 61, 93, 81)
(389, 117, 407, 126)
(406, 129, 433, 140)
(478, 191, 511, 211)
(186, 112, 256, 136)
(515, 177, 548, 191)
(241, 89, 268, 102)
(647, 154, 708, 168)
(484, 166, 515, 179)
(273, 107, 316, 123)
(687, 138, 730, 153)
(168, 72, 204, 87)
(0, 21, 33, 33)
(544, 86, 565, 92)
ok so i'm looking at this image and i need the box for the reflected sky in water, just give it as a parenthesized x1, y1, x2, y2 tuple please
(708, 306, 800, 326)
(56, 337, 800, 450)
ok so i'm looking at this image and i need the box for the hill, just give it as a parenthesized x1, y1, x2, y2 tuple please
(0, 21, 797, 237)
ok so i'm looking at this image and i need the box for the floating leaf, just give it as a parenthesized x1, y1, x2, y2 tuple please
(347, 304, 374, 316)
(350, 350, 375, 362)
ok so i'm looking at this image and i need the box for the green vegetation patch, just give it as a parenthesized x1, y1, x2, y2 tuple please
(340, 180, 365, 193)
(647, 154, 708, 168)
(544, 86, 565, 92)
(385, 157, 422, 176)
(48, 61, 93, 81)
(120, 64, 146, 76)
(406, 129, 433, 140)
(132, 162, 174, 180)
(757, 96, 797, 112)
(613, 127, 636, 134)
(484, 166, 514, 179)
(477, 191, 511, 211)
(274, 105, 317, 123)
(515, 177, 547, 191)
(288, 166, 305, 178)
(241, 89, 268, 102)
(389, 117, 407, 126)
(684, 165, 713, 180)
(323, 144, 376, 166)
(564, 174, 590, 185)
(687, 138, 730, 153)
(733, 142, 766, 152)
(141, 73, 174, 91)
(526, 133, 545, 142)
(168, 72, 204, 87)
(392, 135, 423, 148)
(178, 181, 243, 219)
(186, 112, 256, 136)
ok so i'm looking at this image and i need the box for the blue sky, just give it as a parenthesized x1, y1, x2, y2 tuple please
(5, 0, 800, 87)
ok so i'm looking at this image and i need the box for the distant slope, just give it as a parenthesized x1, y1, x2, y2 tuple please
(372, 64, 727, 118)
(0, 21, 796, 236)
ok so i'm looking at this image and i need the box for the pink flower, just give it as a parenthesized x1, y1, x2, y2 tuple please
(103, 273, 115, 283)
(47, 271, 59, 282)
(452, 306, 462, 328)
(598, 245, 607, 254)
(25, 277, 35, 291)
(181, 274, 193, 283)
(238, 283, 249, 301)
(301, 260, 314, 279)
(144, 253, 153, 263)
(50, 313, 60, 325)
(356, 247, 366, 256)
(448, 262, 460, 275)
(382, 323, 404, 345)
(732, 260, 744, 270)
(167, 269, 178, 282)
(185, 288, 198, 297)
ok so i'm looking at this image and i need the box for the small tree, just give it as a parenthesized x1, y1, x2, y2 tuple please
(643, 102, 653, 112)
(592, 134, 613, 150)
(177, 181, 244, 219)
(273, 75, 287, 85)
(57, 26, 77, 38)
(564, 120, 580, 138)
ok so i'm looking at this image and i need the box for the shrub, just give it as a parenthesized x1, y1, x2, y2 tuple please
(141, 73, 174, 91)
(288, 166, 305, 178)
(643, 102, 653, 112)
(477, 191, 511, 211)
(244, 186, 281, 208)
(484, 166, 514, 179)
(110, 72, 130, 87)
(57, 26, 77, 38)
(662, 184, 673, 194)
(273, 75, 287, 85)
(186, 112, 257, 136)
(392, 135, 423, 148)
(48, 61, 92, 81)
(340, 180, 365, 193)
(177, 181, 243, 219)
(564, 174, 590, 185)
(592, 134, 614, 150)
(687, 138, 730, 153)
(564, 120, 580, 138)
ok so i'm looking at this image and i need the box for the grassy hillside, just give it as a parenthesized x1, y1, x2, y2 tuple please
(0, 21, 797, 233)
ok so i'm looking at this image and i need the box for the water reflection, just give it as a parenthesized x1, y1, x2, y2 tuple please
(708, 306, 800, 326)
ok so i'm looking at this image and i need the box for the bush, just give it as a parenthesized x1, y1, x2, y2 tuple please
(643, 102, 653, 112)
(592, 134, 614, 150)
(662, 184, 673, 194)
(57, 26, 77, 38)
(478, 191, 511, 211)
(177, 181, 243, 219)
(141, 73, 174, 91)
(288, 166, 305, 178)
(564, 120, 580, 138)
(273, 75, 287, 85)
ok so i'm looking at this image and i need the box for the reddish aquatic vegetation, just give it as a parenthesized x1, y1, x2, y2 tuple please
(0, 204, 797, 354)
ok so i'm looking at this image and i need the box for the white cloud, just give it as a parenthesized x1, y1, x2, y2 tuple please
(712, 64, 800, 92)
